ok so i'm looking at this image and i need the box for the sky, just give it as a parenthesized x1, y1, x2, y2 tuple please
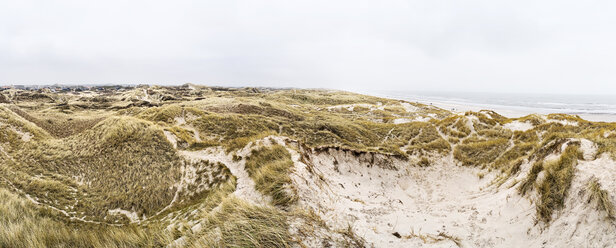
(1, 0, 615, 94)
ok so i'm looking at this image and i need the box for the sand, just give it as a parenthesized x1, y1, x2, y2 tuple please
(160, 112, 616, 247)
(290, 149, 534, 247)
(282, 141, 615, 247)
(419, 100, 616, 123)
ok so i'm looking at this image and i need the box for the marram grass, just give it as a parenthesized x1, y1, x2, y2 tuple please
(2, 86, 616, 247)
(245, 145, 298, 206)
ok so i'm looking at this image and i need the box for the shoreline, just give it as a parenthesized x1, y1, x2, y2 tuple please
(354, 90, 616, 123)
(425, 100, 616, 123)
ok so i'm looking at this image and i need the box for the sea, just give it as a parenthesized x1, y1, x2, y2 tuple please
(356, 90, 616, 122)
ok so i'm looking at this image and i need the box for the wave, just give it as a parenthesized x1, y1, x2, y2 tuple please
(362, 90, 616, 117)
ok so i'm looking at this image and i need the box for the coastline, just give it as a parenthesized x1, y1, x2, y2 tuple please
(354, 90, 616, 123)
(425, 100, 616, 123)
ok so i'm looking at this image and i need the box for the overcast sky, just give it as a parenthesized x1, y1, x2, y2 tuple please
(1, 0, 615, 94)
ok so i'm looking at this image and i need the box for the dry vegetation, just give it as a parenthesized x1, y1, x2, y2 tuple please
(587, 178, 616, 220)
(535, 145, 581, 222)
(0, 188, 173, 248)
(1, 85, 616, 246)
(185, 197, 292, 247)
(245, 145, 298, 206)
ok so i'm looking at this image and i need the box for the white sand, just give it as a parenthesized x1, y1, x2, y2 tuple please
(282, 138, 616, 247)
(163, 130, 178, 149)
(503, 121, 534, 131)
(290, 149, 536, 247)
(393, 116, 431, 124)
(160, 131, 616, 247)
(108, 209, 141, 223)
(424, 100, 616, 123)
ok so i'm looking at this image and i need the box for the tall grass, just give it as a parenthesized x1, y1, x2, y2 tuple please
(0, 188, 173, 248)
(453, 138, 509, 167)
(535, 145, 581, 222)
(6, 85, 616, 242)
(587, 178, 615, 220)
(245, 145, 298, 206)
(187, 197, 292, 247)
(518, 161, 544, 195)
(11, 116, 186, 222)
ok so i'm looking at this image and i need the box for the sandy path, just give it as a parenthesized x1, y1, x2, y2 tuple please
(179, 148, 268, 206)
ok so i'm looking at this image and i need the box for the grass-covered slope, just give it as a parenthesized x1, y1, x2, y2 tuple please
(1, 110, 233, 224)
(1, 86, 616, 247)
(0, 188, 173, 248)
(245, 145, 297, 206)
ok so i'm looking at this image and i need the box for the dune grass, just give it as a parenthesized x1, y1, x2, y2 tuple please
(417, 157, 431, 167)
(7, 106, 105, 138)
(407, 123, 451, 155)
(126, 90, 450, 156)
(9, 116, 186, 222)
(587, 125, 616, 159)
(453, 137, 509, 167)
(493, 142, 536, 171)
(512, 130, 539, 144)
(437, 116, 470, 139)
(518, 161, 544, 195)
(516, 144, 582, 223)
(587, 178, 615, 220)
(0, 188, 173, 248)
(510, 114, 545, 126)
(535, 145, 581, 222)
(5, 85, 616, 244)
(245, 145, 298, 206)
(0, 106, 51, 146)
(187, 197, 292, 248)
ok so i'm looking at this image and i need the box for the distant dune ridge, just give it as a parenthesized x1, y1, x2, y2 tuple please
(0, 85, 615, 247)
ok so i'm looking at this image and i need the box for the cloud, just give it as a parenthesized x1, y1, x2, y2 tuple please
(0, 0, 615, 94)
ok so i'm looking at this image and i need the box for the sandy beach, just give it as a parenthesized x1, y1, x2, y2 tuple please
(356, 90, 616, 123)
(425, 100, 616, 123)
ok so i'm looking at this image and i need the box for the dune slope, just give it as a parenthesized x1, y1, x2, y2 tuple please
(0, 86, 615, 247)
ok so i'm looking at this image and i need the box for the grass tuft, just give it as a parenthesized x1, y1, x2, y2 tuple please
(188, 197, 292, 248)
(453, 138, 509, 167)
(587, 178, 615, 220)
(0, 188, 173, 248)
(245, 145, 298, 206)
(518, 161, 544, 195)
(535, 145, 581, 222)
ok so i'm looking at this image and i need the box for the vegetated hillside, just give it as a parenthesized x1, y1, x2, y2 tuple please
(0, 85, 615, 247)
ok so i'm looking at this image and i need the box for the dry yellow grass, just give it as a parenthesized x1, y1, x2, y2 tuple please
(245, 145, 298, 206)
(187, 197, 292, 248)
(535, 145, 581, 222)
(587, 178, 615, 220)
(453, 138, 509, 167)
(3, 85, 616, 246)
(0, 188, 173, 248)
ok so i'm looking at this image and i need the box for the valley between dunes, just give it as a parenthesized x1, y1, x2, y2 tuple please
(1, 85, 615, 247)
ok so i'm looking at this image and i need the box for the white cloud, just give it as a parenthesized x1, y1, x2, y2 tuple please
(0, 0, 615, 94)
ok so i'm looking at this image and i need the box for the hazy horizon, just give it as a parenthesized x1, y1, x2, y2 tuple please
(3, 83, 616, 97)
(2, 1, 615, 95)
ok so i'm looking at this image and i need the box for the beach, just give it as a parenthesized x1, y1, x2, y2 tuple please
(356, 90, 616, 123)
(425, 100, 616, 123)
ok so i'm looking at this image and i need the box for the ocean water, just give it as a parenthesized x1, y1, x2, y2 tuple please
(361, 90, 616, 122)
